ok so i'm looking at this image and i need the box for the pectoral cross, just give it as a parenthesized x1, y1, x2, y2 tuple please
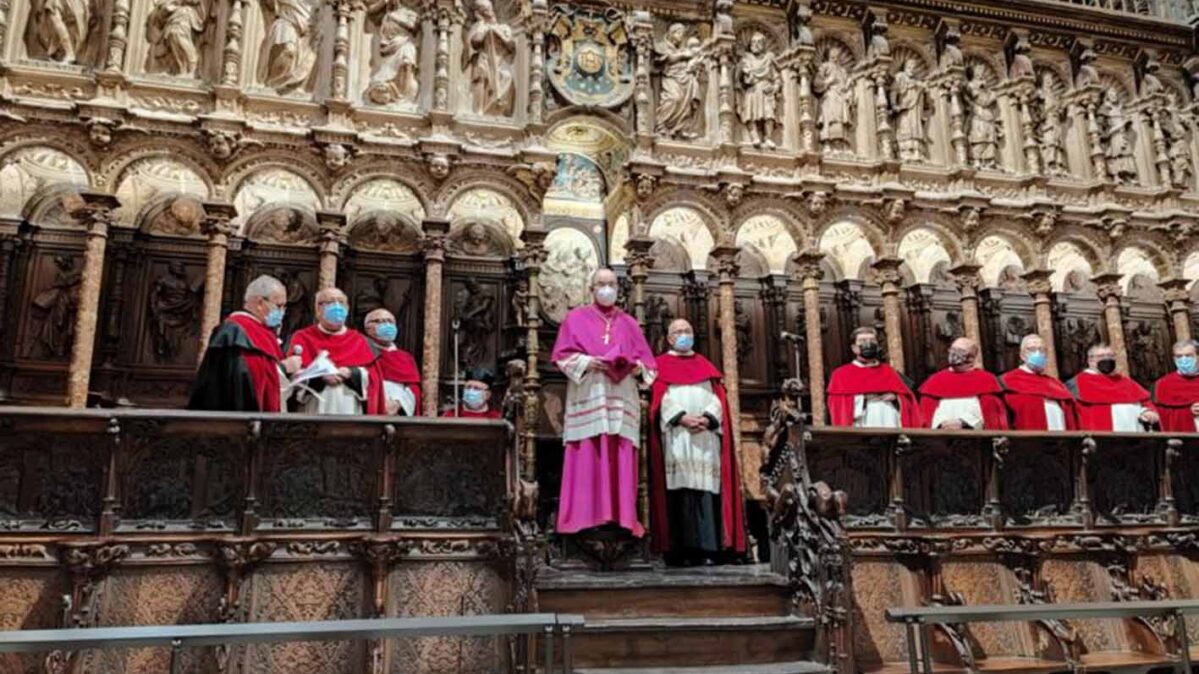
(603, 329, 610, 345)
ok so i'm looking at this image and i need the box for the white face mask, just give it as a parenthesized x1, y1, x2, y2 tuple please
(594, 285, 618, 307)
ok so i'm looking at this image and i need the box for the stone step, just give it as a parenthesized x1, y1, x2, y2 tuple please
(568, 615, 816, 669)
(573, 661, 832, 674)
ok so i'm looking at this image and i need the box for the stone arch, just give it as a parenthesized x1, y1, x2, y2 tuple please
(544, 107, 633, 140)
(1047, 240, 1099, 292)
(134, 194, 207, 238)
(0, 128, 99, 177)
(1184, 251, 1199, 288)
(1115, 245, 1163, 292)
(346, 209, 423, 254)
(434, 170, 538, 227)
(20, 183, 87, 229)
(544, 114, 634, 190)
(0, 145, 90, 219)
(446, 187, 525, 252)
(974, 234, 1028, 288)
(897, 228, 952, 283)
(892, 214, 967, 265)
(230, 167, 322, 234)
(642, 189, 728, 242)
(890, 42, 935, 76)
(333, 168, 433, 219)
(964, 53, 1003, 84)
(818, 220, 878, 281)
(222, 152, 328, 206)
(112, 156, 212, 227)
(1113, 235, 1175, 280)
(973, 224, 1038, 268)
(98, 139, 218, 193)
(650, 206, 717, 272)
(735, 213, 798, 276)
(1098, 71, 1135, 102)
(732, 198, 808, 245)
(815, 34, 861, 65)
(242, 204, 321, 245)
(340, 177, 428, 227)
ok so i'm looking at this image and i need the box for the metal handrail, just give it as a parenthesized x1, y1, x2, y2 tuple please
(885, 600, 1197, 674)
(0, 613, 585, 674)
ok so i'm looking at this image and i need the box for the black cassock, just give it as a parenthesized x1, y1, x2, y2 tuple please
(188, 314, 283, 412)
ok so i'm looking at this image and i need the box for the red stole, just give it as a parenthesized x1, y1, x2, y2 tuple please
(442, 407, 502, 419)
(1068, 371, 1155, 431)
(648, 352, 746, 555)
(227, 313, 283, 413)
(286, 325, 386, 414)
(1000, 367, 1078, 430)
(826, 362, 922, 428)
(1152, 372, 1199, 433)
(916, 368, 1009, 430)
(370, 344, 422, 416)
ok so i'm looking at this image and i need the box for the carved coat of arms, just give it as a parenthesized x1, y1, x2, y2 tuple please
(547, 6, 633, 108)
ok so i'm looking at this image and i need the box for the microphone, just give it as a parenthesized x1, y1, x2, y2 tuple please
(292, 345, 303, 356)
(779, 331, 804, 342)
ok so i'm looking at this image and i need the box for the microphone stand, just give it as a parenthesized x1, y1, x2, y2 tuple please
(452, 319, 462, 416)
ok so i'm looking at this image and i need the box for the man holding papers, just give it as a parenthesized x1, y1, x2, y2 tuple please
(286, 287, 384, 415)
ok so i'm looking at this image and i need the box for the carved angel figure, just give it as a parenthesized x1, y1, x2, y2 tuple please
(965, 68, 1001, 170)
(365, 0, 420, 105)
(738, 32, 781, 149)
(655, 24, 708, 139)
(813, 45, 855, 153)
(145, 0, 207, 76)
(25, 0, 95, 63)
(466, 0, 515, 117)
(1101, 89, 1137, 184)
(1037, 73, 1066, 176)
(1165, 103, 1195, 190)
(258, 0, 319, 94)
(892, 59, 930, 162)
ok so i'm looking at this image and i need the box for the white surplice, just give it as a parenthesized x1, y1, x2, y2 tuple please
(293, 367, 371, 415)
(930, 397, 985, 429)
(659, 377, 723, 494)
(383, 381, 416, 416)
(850, 361, 902, 428)
(557, 354, 656, 445)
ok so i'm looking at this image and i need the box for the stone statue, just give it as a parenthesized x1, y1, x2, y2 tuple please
(965, 68, 1001, 170)
(645, 294, 674, 354)
(465, 0, 515, 117)
(511, 279, 528, 328)
(1037, 73, 1066, 176)
(256, 208, 317, 244)
(655, 24, 709, 140)
(738, 33, 782, 149)
(145, 0, 207, 76)
(1009, 37, 1034, 80)
(448, 221, 509, 257)
(1140, 58, 1165, 97)
(355, 276, 413, 328)
(24, 254, 80, 360)
(813, 45, 855, 154)
(790, 2, 813, 47)
(258, 0, 319, 94)
(938, 26, 963, 70)
(712, 0, 733, 38)
(1165, 103, 1194, 190)
(891, 59, 930, 162)
(453, 277, 495, 368)
(1102, 89, 1137, 184)
(1074, 48, 1099, 89)
(365, 0, 419, 105)
(148, 260, 202, 363)
(866, 18, 889, 60)
(539, 242, 596, 323)
(25, 0, 94, 63)
(274, 266, 310, 339)
(350, 213, 419, 251)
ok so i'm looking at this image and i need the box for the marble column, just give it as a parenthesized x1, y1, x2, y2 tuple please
(420, 219, 450, 416)
(1160, 278, 1193, 343)
(1094, 273, 1130, 374)
(711, 242, 743, 461)
(65, 192, 120, 409)
(316, 212, 346, 290)
(1023, 268, 1059, 377)
(519, 227, 547, 483)
(872, 256, 906, 374)
(793, 249, 826, 426)
(198, 202, 237, 357)
(625, 235, 654, 325)
(949, 263, 984, 367)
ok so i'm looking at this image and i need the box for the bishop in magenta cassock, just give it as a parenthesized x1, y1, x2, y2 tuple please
(441, 367, 503, 419)
(189, 275, 302, 412)
(649, 319, 746, 565)
(364, 308, 422, 416)
(827, 327, 921, 428)
(286, 287, 385, 415)
(1066, 343, 1159, 432)
(919, 338, 1009, 430)
(1000, 334, 1077, 430)
(1152, 339, 1199, 433)
(553, 269, 657, 538)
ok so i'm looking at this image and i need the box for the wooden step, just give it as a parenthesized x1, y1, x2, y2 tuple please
(569, 615, 816, 669)
(538, 564, 790, 619)
(574, 661, 831, 674)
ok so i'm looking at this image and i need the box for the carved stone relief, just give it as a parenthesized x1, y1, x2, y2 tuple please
(451, 276, 496, 369)
(1101, 86, 1138, 184)
(965, 63, 1001, 170)
(891, 55, 932, 162)
(145, 0, 212, 76)
(348, 211, 421, 252)
(232, 168, 320, 231)
(257, 0, 322, 95)
(466, 0, 515, 116)
(538, 227, 598, 324)
(24, 0, 99, 64)
(23, 254, 81, 361)
(444, 221, 514, 257)
(447, 188, 523, 247)
(364, 0, 420, 106)
(813, 40, 855, 155)
(114, 159, 210, 226)
(737, 32, 782, 149)
(246, 205, 320, 244)
(655, 23, 710, 140)
(0, 147, 89, 219)
(147, 260, 203, 364)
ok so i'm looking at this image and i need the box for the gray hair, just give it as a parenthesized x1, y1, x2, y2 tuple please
(590, 268, 616, 286)
(1019, 333, 1045, 351)
(243, 275, 285, 303)
(1173, 339, 1199, 353)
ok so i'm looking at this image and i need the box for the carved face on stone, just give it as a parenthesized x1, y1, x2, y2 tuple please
(324, 144, 350, 169)
(273, 209, 298, 232)
(750, 33, 766, 55)
(903, 59, 918, 76)
(375, 214, 397, 238)
(168, 260, 186, 278)
(208, 132, 234, 159)
(428, 154, 450, 179)
(667, 23, 686, 47)
(466, 223, 487, 246)
(636, 174, 655, 198)
(88, 121, 112, 147)
(475, 0, 495, 22)
(808, 191, 827, 215)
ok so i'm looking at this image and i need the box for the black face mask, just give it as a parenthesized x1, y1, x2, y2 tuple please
(1097, 358, 1117, 375)
(859, 342, 881, 360)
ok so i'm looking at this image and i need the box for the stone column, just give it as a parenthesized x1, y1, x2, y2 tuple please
(716, 36, 737, 146)
(65, 192, 120, 409)
(220, 0, 247, 85)
(872, 257, 906, 374)
(526, 0, 549, 126)
(1023, 268, 1059, 377)
(625, 235, 654, 325)
(1161, 277, 1193, 343)
(711, 242, 743, 459)
(420, 219, 450, 416)
(198, 202, 238, 357)
(316, 211, 346, 290)
(1094, 273, 1130, 374)
(519, 227, 547, 483)
(794, 249, 826, 426)
(949, 263, 984, 365)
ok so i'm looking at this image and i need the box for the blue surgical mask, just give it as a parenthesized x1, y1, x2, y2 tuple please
(1177, 355, 1198, 376)
(322, 302, 348, 326)
(265, 307, 285, 329)
(375, 323, 397, 342)
(673, 334, 694, 352)
(463, 389, 486, 409)
(1025, 350, 1047, 372)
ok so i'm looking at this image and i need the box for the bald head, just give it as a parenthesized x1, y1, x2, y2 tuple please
(365, 308, 397, 344)
(947, 337, 978, 371)
(315, 287, 350, 331)
(667, 318, 695, 353)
